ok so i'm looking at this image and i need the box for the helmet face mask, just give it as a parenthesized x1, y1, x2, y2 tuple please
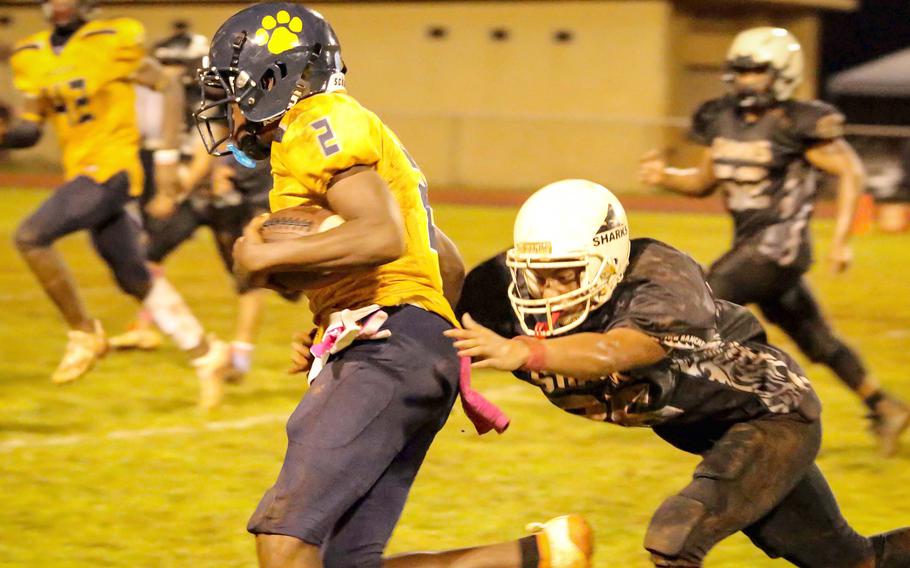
(723, 27, 803, 109)
(507, 253, 616, 337)
(194, 3, 346, 160)
(506, 180, 630, 338)
(726, 63, 776, 109)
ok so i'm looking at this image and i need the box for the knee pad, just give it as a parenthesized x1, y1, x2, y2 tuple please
(113, 262, 152, 299)
(873, 528, 910, 568)
(13, 221, 46, 251)
(645, 495, 707, 563)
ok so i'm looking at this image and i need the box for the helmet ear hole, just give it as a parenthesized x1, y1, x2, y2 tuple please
(259, 62, 288, 92)
(309, 43, 323, 63)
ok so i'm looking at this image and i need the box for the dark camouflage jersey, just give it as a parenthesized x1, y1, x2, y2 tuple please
(457, 239, 821, 432)
(691, 95, 845, 270)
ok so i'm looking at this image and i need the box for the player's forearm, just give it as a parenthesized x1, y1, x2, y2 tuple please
(252, 218, 405, 273)
(0, 121, 42, 149)
(831, 169, 865, 247)
(517, 330, 665, 381)
(659, 168, 716, 197)
(158, 74, 185, 152)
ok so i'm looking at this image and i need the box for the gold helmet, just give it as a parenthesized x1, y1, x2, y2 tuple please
(724, 27, 803, 106)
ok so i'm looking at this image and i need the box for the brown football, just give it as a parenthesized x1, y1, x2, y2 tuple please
(260, 205, 345, 291)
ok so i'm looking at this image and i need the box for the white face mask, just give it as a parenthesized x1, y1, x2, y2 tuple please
(506, 252, 619, 337)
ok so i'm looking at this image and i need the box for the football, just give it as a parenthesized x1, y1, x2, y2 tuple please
(259, 205, 345, 291)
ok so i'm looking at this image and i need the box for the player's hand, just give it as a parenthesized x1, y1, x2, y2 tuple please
(444, 313, 531, 371)
(289, 329, 317, 374)
(155, 161, 182, 200)
(145, 193, 177, 220)
(828, 241, 853, 274)
(233, 214, 271, 288)
(639, 150, 666, 186)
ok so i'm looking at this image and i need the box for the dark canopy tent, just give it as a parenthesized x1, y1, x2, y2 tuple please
(827, 47, 910, 124)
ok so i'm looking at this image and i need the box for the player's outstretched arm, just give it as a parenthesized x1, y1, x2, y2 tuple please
(134, 57, 187, 217)
(433, 226, 466, 306)
(0, 97, 44, 149)
(445, 314, 666, 381)
(805, 138, 866, 274)
(639, 148, 718, 197)
(234, 165, 406, 277)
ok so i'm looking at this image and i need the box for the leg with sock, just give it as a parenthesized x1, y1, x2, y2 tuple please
(759, 278, 910, 456)
(13, 176, 126, 383)
(142, 275, 230, 410)
(225, 289, 265, 383)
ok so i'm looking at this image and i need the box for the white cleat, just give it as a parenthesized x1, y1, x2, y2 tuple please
(52, 320, 108, 384)
(526, 514, 594, 568)
(108, 324, 163, 350)
(193, 336, 232, 411)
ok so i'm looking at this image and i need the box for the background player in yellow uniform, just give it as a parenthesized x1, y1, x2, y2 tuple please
(196, 4, 590, 567)
(1, 0, 230, 406)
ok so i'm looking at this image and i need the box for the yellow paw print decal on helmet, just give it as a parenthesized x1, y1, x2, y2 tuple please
(254, 10, 303, 55)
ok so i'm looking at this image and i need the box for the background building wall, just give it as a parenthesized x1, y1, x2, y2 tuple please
(0, 1, 830, 191)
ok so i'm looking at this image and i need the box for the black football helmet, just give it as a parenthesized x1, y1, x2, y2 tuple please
(194, 2, 345, 161)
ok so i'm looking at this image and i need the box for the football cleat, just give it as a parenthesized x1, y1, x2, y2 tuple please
(108, 322, 163, 351)
(526, 514, 594, 568)
(869, 396, 910, 458)
(52, 320, 108, 384)
(193, 336, 232, 411)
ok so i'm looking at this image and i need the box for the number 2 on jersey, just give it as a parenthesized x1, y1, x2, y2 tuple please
(310, 118, 341, 157)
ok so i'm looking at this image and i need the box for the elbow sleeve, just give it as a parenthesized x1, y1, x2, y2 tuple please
(2, 121, 43, 149)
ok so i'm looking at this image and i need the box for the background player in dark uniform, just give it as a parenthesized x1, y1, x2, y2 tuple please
(110, 26, 271, 391)
(639, 27, 909, 456)
(0, 0, 230, 403)
(450, 179, 910, 568)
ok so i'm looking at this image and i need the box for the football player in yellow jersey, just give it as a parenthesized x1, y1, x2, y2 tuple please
(2, 0, 231, 406)
(195, 4, 590, 568)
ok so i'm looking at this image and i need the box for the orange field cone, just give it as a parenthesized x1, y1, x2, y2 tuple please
(851, 193, 875, 235)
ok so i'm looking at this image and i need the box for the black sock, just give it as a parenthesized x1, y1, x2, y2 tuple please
(864, 391, 885, 412)
(518, 535, 540, 568)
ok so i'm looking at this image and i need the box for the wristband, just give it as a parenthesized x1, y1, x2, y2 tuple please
(154, 149, 180, 165)
(513, 335, 547, 373)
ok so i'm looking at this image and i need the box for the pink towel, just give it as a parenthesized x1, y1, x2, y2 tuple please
(459, 356, 510, 435)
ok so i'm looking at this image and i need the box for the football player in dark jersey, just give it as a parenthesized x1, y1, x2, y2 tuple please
(1, 0, 231, 404)
(639, 27, 909, 456)
(109, 27, 271, 396)
(449, 179, 910, 568)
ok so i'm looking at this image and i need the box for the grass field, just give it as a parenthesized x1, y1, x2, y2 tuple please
(1, 187, 909, 567)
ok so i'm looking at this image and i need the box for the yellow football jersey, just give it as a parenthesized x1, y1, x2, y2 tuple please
(270, 91, 457, 328)
(10, 18, 145, 195)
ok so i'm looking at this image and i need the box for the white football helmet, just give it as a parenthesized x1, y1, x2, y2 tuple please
(506, 180, 630, 337)
(724, 27, 803, 103)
